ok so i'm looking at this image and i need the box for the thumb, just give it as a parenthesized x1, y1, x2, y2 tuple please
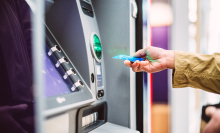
(206, 106, 217, 117)
(133, 49, 146, 57)
(7, 104, 28, 115)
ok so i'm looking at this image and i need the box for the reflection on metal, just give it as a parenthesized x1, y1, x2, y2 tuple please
(32, 0, 45, 133)
(25, 0, 36, 12)
(131, 1, 138, 18)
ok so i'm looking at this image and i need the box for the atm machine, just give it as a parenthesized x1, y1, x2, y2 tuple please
(27, 0, 142, 132)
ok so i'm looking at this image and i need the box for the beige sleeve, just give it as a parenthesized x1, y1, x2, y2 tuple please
(172, 51, 220, 94)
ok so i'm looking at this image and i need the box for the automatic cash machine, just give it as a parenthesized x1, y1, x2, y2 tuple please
(27, 0, 140, 132)
(43, 0, 107, 131)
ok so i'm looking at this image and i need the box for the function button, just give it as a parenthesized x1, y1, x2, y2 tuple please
(63, 68, 76, 79)
(55, 57, 69, 67)
(48, 45, 61, 56)
(79, 80, 84, 86)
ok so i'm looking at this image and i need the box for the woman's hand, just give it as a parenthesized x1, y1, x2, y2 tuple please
(124, 46, 175, 73)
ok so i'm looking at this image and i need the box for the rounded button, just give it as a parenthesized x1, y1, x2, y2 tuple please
(55, 45, 61, 52)
(79, 80, 84, 86)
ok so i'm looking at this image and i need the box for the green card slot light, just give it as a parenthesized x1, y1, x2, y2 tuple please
(91, 33, 102, 62)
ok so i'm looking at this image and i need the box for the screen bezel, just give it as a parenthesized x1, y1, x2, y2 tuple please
(44, 28, 95, 116)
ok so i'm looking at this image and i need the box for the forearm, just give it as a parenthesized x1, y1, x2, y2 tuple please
(172, 51, 220, 94)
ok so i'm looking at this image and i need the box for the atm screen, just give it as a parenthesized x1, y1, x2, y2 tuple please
(43, 54, 72, 97)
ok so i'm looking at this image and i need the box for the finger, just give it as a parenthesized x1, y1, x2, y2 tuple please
(206, 106, 217, 117)
(7, 104, 28, 115)
(139, 61, 149, 69)
(133, 49, 146, 57)
(132, 61, 140, 72)
(203, 118, 219, 133)
(124, 60, 132, 67)
(136, 67, 145, 72)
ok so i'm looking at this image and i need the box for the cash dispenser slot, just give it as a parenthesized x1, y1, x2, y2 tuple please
(77, 102, 107, 133)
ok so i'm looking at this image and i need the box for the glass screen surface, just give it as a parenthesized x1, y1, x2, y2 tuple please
(43, 54, 72, 97)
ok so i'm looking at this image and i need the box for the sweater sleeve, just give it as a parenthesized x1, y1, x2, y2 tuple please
(172, 51, 220, 94)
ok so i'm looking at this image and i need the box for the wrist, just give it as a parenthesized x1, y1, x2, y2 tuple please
(165, 50, 175, 69)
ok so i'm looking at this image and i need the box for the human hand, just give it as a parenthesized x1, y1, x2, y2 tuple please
(203, 106, 220, 133)
(124, 46, 174, 73)
(0, 104, 28, 133)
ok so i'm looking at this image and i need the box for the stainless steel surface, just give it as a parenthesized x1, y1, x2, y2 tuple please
(31, 0, 45, 132)
(92, 0, 136, 128)
(89, 122, 140, 133)
(44, 113, 69, 133)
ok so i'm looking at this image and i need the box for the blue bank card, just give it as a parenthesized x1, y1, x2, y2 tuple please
(112, 55, 145, 62)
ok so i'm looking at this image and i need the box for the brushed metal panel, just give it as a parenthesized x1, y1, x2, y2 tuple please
(92, 0, 131, 127)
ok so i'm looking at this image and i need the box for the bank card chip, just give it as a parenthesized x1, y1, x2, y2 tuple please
(112, 55, 145, 62)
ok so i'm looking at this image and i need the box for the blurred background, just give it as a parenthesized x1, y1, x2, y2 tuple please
(143, 0, 220, 133)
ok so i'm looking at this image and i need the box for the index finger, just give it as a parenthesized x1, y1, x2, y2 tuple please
(124, 60, 132, 67)
(133, 49, 146, 57)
